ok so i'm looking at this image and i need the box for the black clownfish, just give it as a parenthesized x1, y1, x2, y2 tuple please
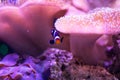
(49, 28, 63, 45)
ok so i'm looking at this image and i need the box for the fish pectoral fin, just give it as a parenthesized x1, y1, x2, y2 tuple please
(61, 37, 64, 42)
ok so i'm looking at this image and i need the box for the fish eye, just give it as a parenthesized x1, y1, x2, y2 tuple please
(49, 40, 54, 45)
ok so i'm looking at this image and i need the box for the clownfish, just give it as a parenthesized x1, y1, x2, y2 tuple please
(49, 28, 63, 45)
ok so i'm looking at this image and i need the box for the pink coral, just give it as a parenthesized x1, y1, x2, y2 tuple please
(55, 7, 120, 34)
(55, 7, 119, 65)
(0, 1, 70, 56)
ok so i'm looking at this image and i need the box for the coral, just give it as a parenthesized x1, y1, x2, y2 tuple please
(0, 53, 19, 67)
(105, 34, 120, 79)
(55, 7, 120, 34)
(46, 49, 118, 80)
(0, 53, 38, 80)
(0, 48, 118, 80)
(86, 0, 116, 10)
(0, 48, 73, 80)
(0, 1, 70, 57)
(60, 65, 118, 80)
(54, 7, 120, 65)
(38, 48, 73, 79)
(0, 0, 119, 80)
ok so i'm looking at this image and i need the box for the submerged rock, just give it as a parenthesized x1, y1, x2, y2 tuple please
(0, 48, 118, 80)
(0, 48, 73, 80)
(49, 57, 118, 80)
(38, 48, 73, 80)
